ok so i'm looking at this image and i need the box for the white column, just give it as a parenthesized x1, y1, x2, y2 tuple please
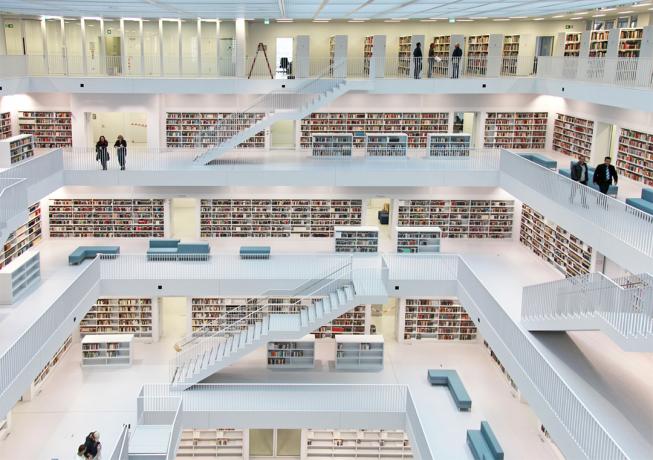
(293, 35, 310, 78)
(60, 18, 69, 75)
(99, 18, 106, 74)
(139, 20, 145, 75)
(120, 19, 127, 75)
(81, 19, 88, 75)
(196, 19, 202, 75)
(396, 298, 406, 342)
(158, 19, 164, 76)
(215, 20, 221, 75)
(40, 18, 49, 74)
(177, 19, 182, 76)
(486, 34, 504, 77)
(0, 17, 7, 55)
(235, 18, 246, 77)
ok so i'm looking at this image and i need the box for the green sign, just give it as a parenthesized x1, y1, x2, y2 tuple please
(5, 24, 14, 29)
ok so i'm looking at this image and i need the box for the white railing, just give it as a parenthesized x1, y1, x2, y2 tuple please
(537, 56, 653, 89)
(382, 253, 459, 280)
(500, 150, 653, 258)
(0, 178, 27, 231)
(404, 390, 434, 460)
(108, 424, 130, 460)
(62, 147, 197, 171)
(166, 399, 184, 460)
(522, 272, 653, 338)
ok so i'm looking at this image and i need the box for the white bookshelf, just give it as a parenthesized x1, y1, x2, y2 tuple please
(166, 112, 266, 148)
(616, 127, 653, 185)
(589, 30, 610, 57)
(1, 202, 42, 270)
(484, 112, 548, 149)
(396, 199, 514, 239)
(311, 133, 353, 157)
(501, 34, 534, 75)
(398, 298, 477, 342)
(396, 227, 441, 254)
(0, 134, 34, 167)
(177, 429, 247, 459)
(466, 35, 491, 75)
(431, 35, 452, 77)
(556, 32, 582, 57)
(200, 199, 363, 238)
(365, 133, 408, 157)
(0, 112, 11, 140)
(427, 133, 471, 157)
(334, 226, 379, 253)
(18, 111, 72, 148)
(267, 335, 316, 369)
(335, 335, 384, 371)
(553, 113, 594, 162)
(313, 304, 370, 338)
(48, 198, 165, 238)
(363, 35, 386, 78)
(0, 248, 40, 304)
(31, 335, 72, 397)
(304, 429, 412, 460)
(81, 334, 133, 367)
(398, 35, 425, 78)
(80, 297, 157, 340)
(520, 204, 593, 277)
(329, 35, 348, 78)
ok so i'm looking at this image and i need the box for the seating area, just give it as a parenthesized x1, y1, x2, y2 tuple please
(427, 369, 472, 411)
(625, 188, 653, 215)
(558, 161, 619, 196)
(146, 239, 211, 261)
(519, 153, 557, 170)
(467, 421, 504, 460)
(239, 246, 271, 260)
(68, 246, 120, 265)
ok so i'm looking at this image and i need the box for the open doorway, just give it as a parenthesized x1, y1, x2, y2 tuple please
(275, 37, 293, 78)
(592, 122, 616, 165)
(171, 198, 198, 239)
(159, 297, 187, 343)
(364, 197, 392, 251)
(270, 120, 295, 149)
(87, 112, 148, 148)
(452, 112, 478, 146)
(371, 299, 398, 340)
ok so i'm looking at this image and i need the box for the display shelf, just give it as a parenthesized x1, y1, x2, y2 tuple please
(618, 28, 643, 57)
(335, 335, 384, 371)
(80, 298, 156, 339)
(0, 248, 40, 304)
(334, 226, 379, 253)
(329, 35, 348, 77)
(484, 112, 548, 149)
(396, 227, 441, 254)
(48, 198, 165, 238)
(311, 133, 353, 157)
(81, 334, 133, 367)
(363, 35, 386, 78)
(431, 35, 452, 77)
(589, 30, 610, 57)
(519, 204, 593, 277)
(300, 112, 448, 150)
(561, 32, 582, 56)
(552, 113, 594, 162)
(427, 133, 471, 157)
(616, 127, 653, 185)
(0, 134, 33, 167)
(312, 305, 369, 339)
(18, 111, 72, 148)
(0, 112, 11, 140)
(501, 35, 520, 75)
(267, 335, 316, 368)
(396, 199, 514, 239)
(1, 202, 42, 270)
(166, 112, 266, 148)
(398, 35, 413, 77)
(365, 133, 408, 157)
(177, 428, 245, 459)
(467, 35, 490, 75)
(200, 199, 362, 238)
(399, 298, 476, 341)
(32, 335, 72, 393)
(305, 429, 412, 460)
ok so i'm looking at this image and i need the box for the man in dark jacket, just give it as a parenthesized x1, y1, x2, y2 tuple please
(413, 43, 422, 79)
(593, 156, 618, 195)
(452, 43, 463, 78)
(570, 155, 589, 206)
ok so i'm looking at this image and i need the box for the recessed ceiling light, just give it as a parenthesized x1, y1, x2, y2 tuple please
(457, 19, 474, 22)
(470, 17, 488, 19)
(633, 3, 651, 6)
(509, 16, 527, 19)
(419, 19, 438, 22)
(391, 18, 408, 20)
(430, 18, 447, 20)
(552, 15, 565, 18)
(592, 14, 606, 17)
(312, 19, 330, 22)
(384, 20, 400, 22)
(533, 18, 545, 21)
(276, 18, 293, 22)
(348, 19, 368, 22)
(493, 18, 511, 21)
(600, 8, 616, 11)
(569, 17, 583, 20)
(620, 10, 634, 14)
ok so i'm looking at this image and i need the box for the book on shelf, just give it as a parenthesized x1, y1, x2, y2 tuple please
(334, 226, 379, 253)
(80, 298, 154, 338)
(1, 202, 41, 270)
(165, 112, 266, 148)
(402, 298, 477, 341)
(484, 112, 548, 149)
(552, 113, 594, 162)
(616, 127, 653, 185)
(18, 111, 72, 148)
(312, 305, 368, 338)
(0, 112, 11, 140)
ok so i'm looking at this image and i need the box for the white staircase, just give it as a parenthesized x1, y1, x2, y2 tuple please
(194, 65, 350, 164)
(521, 272, 653, 351)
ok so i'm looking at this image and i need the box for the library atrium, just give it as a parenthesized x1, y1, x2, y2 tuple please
(1, 0, 653, 459)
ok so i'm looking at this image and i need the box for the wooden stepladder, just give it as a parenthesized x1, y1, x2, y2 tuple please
(247, 42, 274, 79)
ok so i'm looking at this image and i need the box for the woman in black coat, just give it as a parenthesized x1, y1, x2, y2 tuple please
(95, 136, 109, 170)
(114, 134, 127, 170)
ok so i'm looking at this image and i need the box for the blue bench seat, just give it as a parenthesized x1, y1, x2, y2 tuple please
(626, 188, 653, 215)
(240, 246, 271, 260)
(146, 240, 210, 261)
(69, 246, 120, 265)
(520, 153, 558, 170)
(149, 239, 180, 248)
(427, 369, 472, 411)
(467, 421, 504, 460)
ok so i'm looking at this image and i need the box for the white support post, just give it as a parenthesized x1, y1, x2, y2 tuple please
(81, 19, 88, 75)
(151, 296, 160, 342)
(370, 35, 386, 79)
(139, 20, 145, 75)
(215, 19, 221, 75)
(603, 29, 620, 82)
(364, 304, 372, 334)
(60, 18, 68, 75)
(235, 18, 246, 78)
(293, 35, 310, 78)
(178, 20, 182, 76)
(196, 19, 202, 75)
(158, 19, 164, 76)
(486, 34, 504, 77)
(99, 18, 106, 75)
(636, 25, 653, 83)
(0, 17, 7, 55)
(120, 19, 127, 75)
(40, 18, 49, 74)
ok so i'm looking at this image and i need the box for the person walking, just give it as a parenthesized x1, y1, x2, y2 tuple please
(413, 42, 422, 79)
(593, 156, 618, 195)
(427, 43, 436, 78)
(95, 136, 109, 170)
(570, 155, 589, 207)
(83, 431, 101, 459)
(452, 43, 463, 78)
(114, 134, 127, 170)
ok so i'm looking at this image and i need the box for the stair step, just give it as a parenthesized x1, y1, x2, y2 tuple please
(216, 341, 226, 362)
(263, 315, 270, 334)
(246, 325, 255, 344)
(254, 322, 262, 341)
(315, 300, 324, 318)
(344, 285, 354, 301)
(225, 336, 234, 355)
(329, 292, 339, 309)
(238, 330, 247, 349)
(201, 349, 211, 370)
(322, 297, 332, 313)
(337, 288, 346, 305)
(300, 309, 309, 327)
(308, 304, 316, 322)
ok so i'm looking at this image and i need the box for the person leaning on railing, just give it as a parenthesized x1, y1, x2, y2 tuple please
(114, 135, 127, 170)
(95, 136, 109, 171)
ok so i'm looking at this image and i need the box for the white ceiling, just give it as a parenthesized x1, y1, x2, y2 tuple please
(0, 0, 646, 20)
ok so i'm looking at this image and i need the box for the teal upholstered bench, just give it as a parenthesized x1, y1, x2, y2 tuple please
(626, 188, 653, 215)
(240, 246, 271, 260)
(427, 369, 472, 411)
(520, 153, 557, 170)
(69, 246, 120, 265)
(177, 243, 211, 260)
(560, 162, 618, 196)
(467, 421, 504, 460)
(149, 239, 180, 248)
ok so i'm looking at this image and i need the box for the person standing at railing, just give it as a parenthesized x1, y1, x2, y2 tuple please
(452, 44, 463, 78)
(114, 134, 127, 170)
(593, 156, 618, 196)
(570, 155, 589, 207)
(95, 136, 109, 171)
(413, 42, 423, 79)
(427, 43, 436, 78)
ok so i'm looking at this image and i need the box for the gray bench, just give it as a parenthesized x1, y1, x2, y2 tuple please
(427, 369, 472, 411)
(467, 421, 504, 460)
(240, 246, 271, 260)
(69, 246, 120, 265)
(520, 153, 558, 170)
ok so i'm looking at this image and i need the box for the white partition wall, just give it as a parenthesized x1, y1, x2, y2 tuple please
(293, 35, 310, 78)
(329, 35, 347, 77)
(486, 34, 505, 77)
(636, 26, 653, 82)
(366, 35, 386, 79)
